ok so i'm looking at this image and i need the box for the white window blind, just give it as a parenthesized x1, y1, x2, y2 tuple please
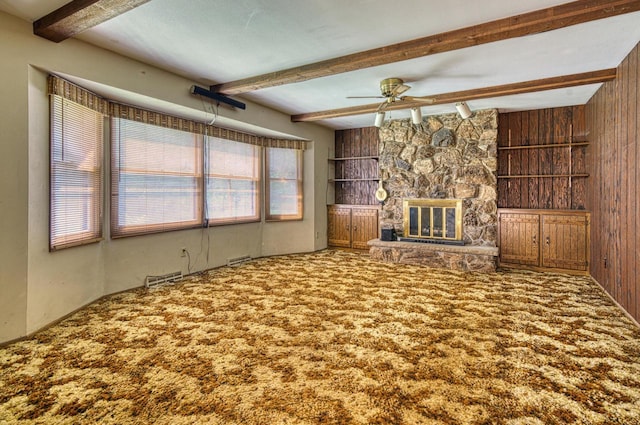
(205, 136, 260, 225)
(111, 119, 203, 237)
(50, 95, 104, 250)
(265, 147, 303, 221)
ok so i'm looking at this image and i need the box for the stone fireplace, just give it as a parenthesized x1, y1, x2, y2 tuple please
(368, 109, 499, 272)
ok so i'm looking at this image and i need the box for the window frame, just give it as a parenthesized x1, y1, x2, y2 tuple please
(49, 94, 105, 251)
(265, 147, 303, 222)
(204, 136, 262, 226)
(110, 118, 204, 238)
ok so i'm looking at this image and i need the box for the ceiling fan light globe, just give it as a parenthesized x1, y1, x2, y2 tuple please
(411, 107, 422, 124)
(456, 101, 472, 119)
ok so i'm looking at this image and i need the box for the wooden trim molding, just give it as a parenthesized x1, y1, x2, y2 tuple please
(34, 0, 151, 42)
(213, 0, 640, 95)
(291, 69, 617, 122)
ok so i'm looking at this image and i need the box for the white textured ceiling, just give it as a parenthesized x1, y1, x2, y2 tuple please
(2, 0, 640, 129)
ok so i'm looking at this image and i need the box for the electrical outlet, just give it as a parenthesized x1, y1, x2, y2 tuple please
(181, 247, 187, 257)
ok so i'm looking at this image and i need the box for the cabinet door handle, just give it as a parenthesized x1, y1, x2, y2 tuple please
(532, 235, 536, 244)
(545, 236, 550, 245)
(346, 224, 350, 231)
(353, 225, 357, 231)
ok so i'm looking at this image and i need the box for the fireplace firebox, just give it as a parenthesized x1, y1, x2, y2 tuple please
(400, 199, 464, 245)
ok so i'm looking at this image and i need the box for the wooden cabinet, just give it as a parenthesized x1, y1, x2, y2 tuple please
(498, 209, 590, 274)
(499, 212, 540, 266)
(328, 205, 379, 250)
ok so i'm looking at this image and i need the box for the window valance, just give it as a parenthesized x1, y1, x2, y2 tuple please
(48, 75, 308, 150)
(48, 75, 109, 114)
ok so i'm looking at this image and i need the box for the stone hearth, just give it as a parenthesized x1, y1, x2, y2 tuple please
(368, 239, 498, 272)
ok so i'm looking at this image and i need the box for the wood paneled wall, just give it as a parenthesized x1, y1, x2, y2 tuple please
(497, 106, 587, 210)
(586, 42, 639, 324)
(334, 127, 379, 205)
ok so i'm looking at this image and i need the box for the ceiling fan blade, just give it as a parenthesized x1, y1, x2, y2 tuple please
(391, 84, 411, 96)
(377, 101, 390, 112)
(402, 95, 436, 104)
(346, 95, 386, 99)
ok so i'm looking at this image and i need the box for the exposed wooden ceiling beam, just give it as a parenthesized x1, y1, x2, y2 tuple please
(213, 0, 640, 96)
(290, 69, 617, 122)
(33, 0, 151, 42)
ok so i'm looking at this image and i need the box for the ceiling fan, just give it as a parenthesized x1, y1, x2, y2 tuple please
(347, 78, 436, 111)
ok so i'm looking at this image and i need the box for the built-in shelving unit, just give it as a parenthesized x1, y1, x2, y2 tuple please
(330, 128, 380, 206)
(497, 108, 589, 210)
(328, 128, 381, 248)
(498, 135, 589, 181)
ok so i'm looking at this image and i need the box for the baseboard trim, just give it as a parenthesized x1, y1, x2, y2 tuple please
(589, 275, 640, 329)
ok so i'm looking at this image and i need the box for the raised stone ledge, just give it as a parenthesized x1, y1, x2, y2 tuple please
(368, 239, 498, 273)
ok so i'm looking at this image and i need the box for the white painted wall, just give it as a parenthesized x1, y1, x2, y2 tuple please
(0, 11, 333, 343)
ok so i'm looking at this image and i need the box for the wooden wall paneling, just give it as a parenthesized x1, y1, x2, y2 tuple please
(519, 112, 530, 208)
(609, 78, 622, 304)
(599, 86, 609, 293)
(372, 126, 380, 156)
(571, 105, 587, 209)
(619, 55, 630, 314)
(628, 44, 640, 322)
(603, 84, 612, 293)
(602, 79, 617, 297)
(552, 108, 571, 209)
(508, 113, 522, 208)
(527, 110, 540, 209)
(539, 108, 554, 209)
(586, 101, 597, 280)
(630, 45, 638, 320)
(334, 131, 344, 205)
(623, 46, 638, 318)
(588, 85, 605, 290)
(603, 82, 614, 296)
(497, 113, 510, 208)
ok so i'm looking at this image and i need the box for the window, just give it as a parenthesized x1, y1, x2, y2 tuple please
(205, 136, 260, 225)
(265, 147, 303, 221)
(50, 95, 104, 250)
(111, 119, 203, 237)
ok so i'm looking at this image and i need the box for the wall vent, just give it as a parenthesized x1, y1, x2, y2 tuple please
(227, 255, 251, 267)
(145, 271, 183, 288)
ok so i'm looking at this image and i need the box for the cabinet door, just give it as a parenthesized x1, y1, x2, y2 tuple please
(328, 206, 352, 248)
(499, 213, 540, 266)
(541, 214, 589, 271)
(351, 208, 379, 250)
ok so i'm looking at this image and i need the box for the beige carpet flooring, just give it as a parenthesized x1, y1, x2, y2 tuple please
(1, 249, 640, 424)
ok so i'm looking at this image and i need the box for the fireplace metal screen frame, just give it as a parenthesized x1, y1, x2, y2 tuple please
(402, 198, 463, 242)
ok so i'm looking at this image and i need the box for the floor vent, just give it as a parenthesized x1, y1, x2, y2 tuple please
(227, 255, 251, 267)
(145, 271, 183, 288)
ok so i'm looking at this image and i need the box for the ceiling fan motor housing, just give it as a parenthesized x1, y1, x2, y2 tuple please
(380, 78, 405, 97)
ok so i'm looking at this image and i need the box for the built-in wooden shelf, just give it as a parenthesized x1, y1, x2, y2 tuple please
(328, 156, 379, 161)
(498, 141, 589, 151)
(498, 173, 589, 179)
(329, 178, 379, 182)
